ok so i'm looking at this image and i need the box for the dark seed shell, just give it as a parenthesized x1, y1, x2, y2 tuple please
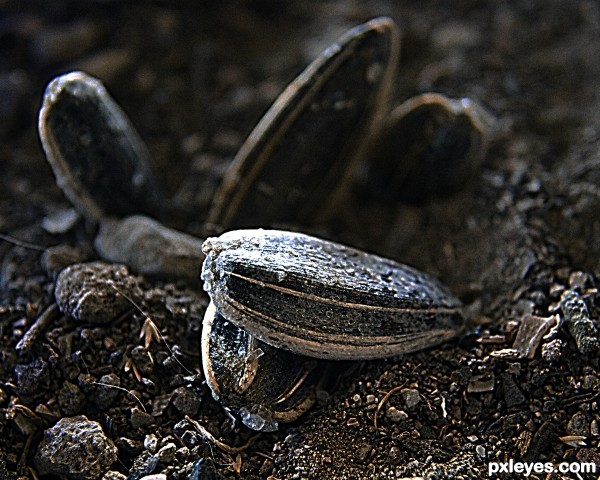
(202, 229, 465, 360)
(201, 302, 335, 431)
(363, 93, 490, 203)
(207, 17, 400, 229)
(38, 71, 162, 222)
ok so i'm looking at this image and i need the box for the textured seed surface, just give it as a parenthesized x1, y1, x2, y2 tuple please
(202, 229, 465, 360)
(38, 71, 162, 222)
(201, 303, 332, 431)
(208, 17, 399, 229)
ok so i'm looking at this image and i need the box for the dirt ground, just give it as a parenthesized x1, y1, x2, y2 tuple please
(1, 1, 600, 479)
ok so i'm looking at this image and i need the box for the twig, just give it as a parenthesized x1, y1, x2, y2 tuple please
(373, 381, 408, 430)
(185, 415, 258, 453)
(15, 303, 60, 355)
(0, 232, 47, 251)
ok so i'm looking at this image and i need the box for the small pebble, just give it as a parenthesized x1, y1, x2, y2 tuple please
(356, 444, 372, 461)
(92, 373, 121, 410)
(102, 471, 127, 480)
(401, 388, 421, 409)
(560, 290, 599, 355)
(346, 418, 359, 427)
(144, 434, 158, 453)
(568, 271, 589, 290)
(157, 442, 176, 462)
(385, 406, 408, 423)
(467, 374, 495, 393)
(175, 446, 190, 462)
(54, 261, 141, 324)
(41, 207, 80, 234)
(513, 314, 558, 359)
(58, 381, 85, 415)
(35, 415, 118, 479)
(151, 393, 173, 416)
(14, 358, 50, 397)
(388, 446, 403, 465)
(95, 215, 205, 280)
(171, 386, 201, 416)
(41, 244, 86, 279)
(582, 374, 600, 390)
(131, 407, 155, 429)
(128, 451, 159, 479)
(476, 444, 486, 459)
(139, 474, 167, 480)
(501, 373, 525, 408)
(541, 338, 563, 362)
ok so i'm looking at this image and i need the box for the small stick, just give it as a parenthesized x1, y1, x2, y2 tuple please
(373, 381, 408, 430)
(15, 304, 60, 355)
(185, 415, 258, 454)
(0, 233, 47, 251)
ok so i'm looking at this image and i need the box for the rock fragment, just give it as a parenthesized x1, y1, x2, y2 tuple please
(95, 215, 204, 281)
(54, 261, 141, 324)
(560, 290, 599, 355)
(35, 415, 118, 479)
(512, 314, 558, 359)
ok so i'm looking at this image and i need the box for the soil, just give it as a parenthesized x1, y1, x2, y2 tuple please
(1, 1, 600, 479)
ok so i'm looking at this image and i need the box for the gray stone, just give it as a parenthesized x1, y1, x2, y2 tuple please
(131, 407, 155, 429)
(171, 386, 201, 416)
(385, 406, 408, 423)
(54, 261, 141, 324)
(58, 381, 85, 415)
(401, 388, 421, 409)
(35, 415, 118, 479)
(95, 215, 205, 280)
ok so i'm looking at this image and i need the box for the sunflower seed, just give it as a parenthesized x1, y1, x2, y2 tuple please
(207, 17, 400, 229)
(38, 70, 162, 222)
(202, 229, 464, 360)
(362, 93, 491, 203)
(201, 302, 337, 431)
